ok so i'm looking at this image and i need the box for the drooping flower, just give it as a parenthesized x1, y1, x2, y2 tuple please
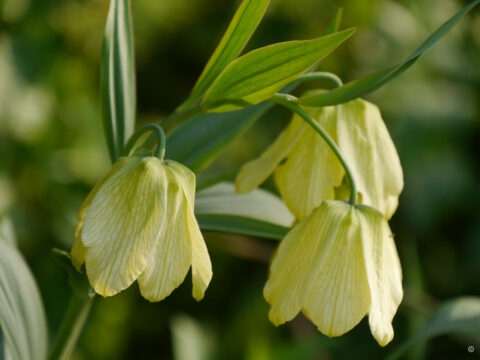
(264, 200, 402, 346)
(71, 156, 212, 302)
(235, 99, 403, 220)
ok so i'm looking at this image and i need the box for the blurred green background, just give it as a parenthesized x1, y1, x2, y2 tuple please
(1, 0, 479, 359)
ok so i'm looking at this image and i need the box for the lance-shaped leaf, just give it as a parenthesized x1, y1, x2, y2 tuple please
(167, 82, 297, 174)
(195, 182, 293, 240)
(202, 28, 355, 112)
(101, 0, 136, 162)
(0, 222, 48, 360)
(387, 297, 480, 360)
(323, 7, 343, 35)
(182, 0, 270, 109)
(295, 0, 480, 107)
(195, 182, 294, 227)
(196, 214, 289, 241)
(166, 103, 270, 172)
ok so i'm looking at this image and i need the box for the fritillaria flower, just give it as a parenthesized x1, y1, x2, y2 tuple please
(236, 99, 403, 220)
(71, 156, 212, 302)
(264, 200, 403, 346)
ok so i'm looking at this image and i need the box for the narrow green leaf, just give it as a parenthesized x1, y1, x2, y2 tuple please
(195, 182, 294, 227)
(323, 7, 343, 35)
(196, 214, 289, 240)
(101, 0, 136, 162)
(387, 297, 480, 360)
(182, 0, 270, 109)
(166, 82, 297, 173)
(295, 0, 480, 106)
(0, 236, 48, 360)
(166, 102, 270, 172)
(202, 28, 355, 112)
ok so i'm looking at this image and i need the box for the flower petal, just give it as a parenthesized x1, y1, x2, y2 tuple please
(264, 200, 350, 325)
(137, 170, 192, 302)
(302, 206, 371, 337)
(71, 157, 137, 271)
(167, 160, 212, 301)
(337, 100, 404, 219)
(188, 210, 212, 301)
(357, 205, 403, 346)
(82, 157, 168, 297)
(235, 116, 305, 194)
(275, 107, 344, 220)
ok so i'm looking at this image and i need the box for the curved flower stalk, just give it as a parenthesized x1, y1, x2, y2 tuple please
(71, 155, 212, 302)
(264, 200, 403, 346)
(235, 98, 403, 220)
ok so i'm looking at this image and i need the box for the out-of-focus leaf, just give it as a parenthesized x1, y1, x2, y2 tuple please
(101, 0, 136, 162)
(171, 315, 214, 360)
(197, 214, 289, 240)
(0, 234, 48, 360)
(0, 216, 15, 247)
(295, 0, 480, 107)
(195, 182, 294, 227)
(202, 28, 355, 112)
(387, 297, 480, 360)
(166, 103, 270, 172)
(182, 0, 270, 109)
(323, 8, 343, 35)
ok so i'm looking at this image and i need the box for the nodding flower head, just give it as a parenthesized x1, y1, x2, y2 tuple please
(235, 98, 403, 220)
(71, 156, 212, 302)
(264, 200, 403, 346)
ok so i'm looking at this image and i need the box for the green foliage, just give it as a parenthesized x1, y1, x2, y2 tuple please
(166, 103, 271, 172)
(101, 0, 136, 162)
(0, 223, 48, 360)
(1, 0, 480, 358)
(202, 28, 355, 112)
(388, 297, 480, 359)
(196, 214, 288, 241)
(294, 0, 480, 107)
(195, 182, 292, 240)
(182, 0, 270, 109)
(195, 182, 294, 227)
(323, 8, 343, 35)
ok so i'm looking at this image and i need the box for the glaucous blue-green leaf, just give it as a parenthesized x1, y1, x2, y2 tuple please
(195, 182, 294, 227)
(181, 0, 270, 109)
(101, 0, 136, 162)
(295, 0, 480, 107)
(0, 225, 48, 360)
(166, 103, 270, 172)
(202, 28, 355, 112)
(387, 297, 480, 360)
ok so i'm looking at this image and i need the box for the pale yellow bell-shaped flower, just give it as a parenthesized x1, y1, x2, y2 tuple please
(71, 156, 212, 301)
(264, 200, 402, 346)
(235, 99, 403, 220)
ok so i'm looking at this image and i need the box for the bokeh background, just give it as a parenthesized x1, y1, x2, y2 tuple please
(1, 0, 480, 359)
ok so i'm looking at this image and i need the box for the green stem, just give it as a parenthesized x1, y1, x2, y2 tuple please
(47, 294, 94, 360)
(295, 71, 343, 88)
(269, 93, 357, 205)
(123, 123, 166, 159)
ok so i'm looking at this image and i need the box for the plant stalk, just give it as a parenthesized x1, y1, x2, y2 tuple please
(47, 293, 94, 360)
